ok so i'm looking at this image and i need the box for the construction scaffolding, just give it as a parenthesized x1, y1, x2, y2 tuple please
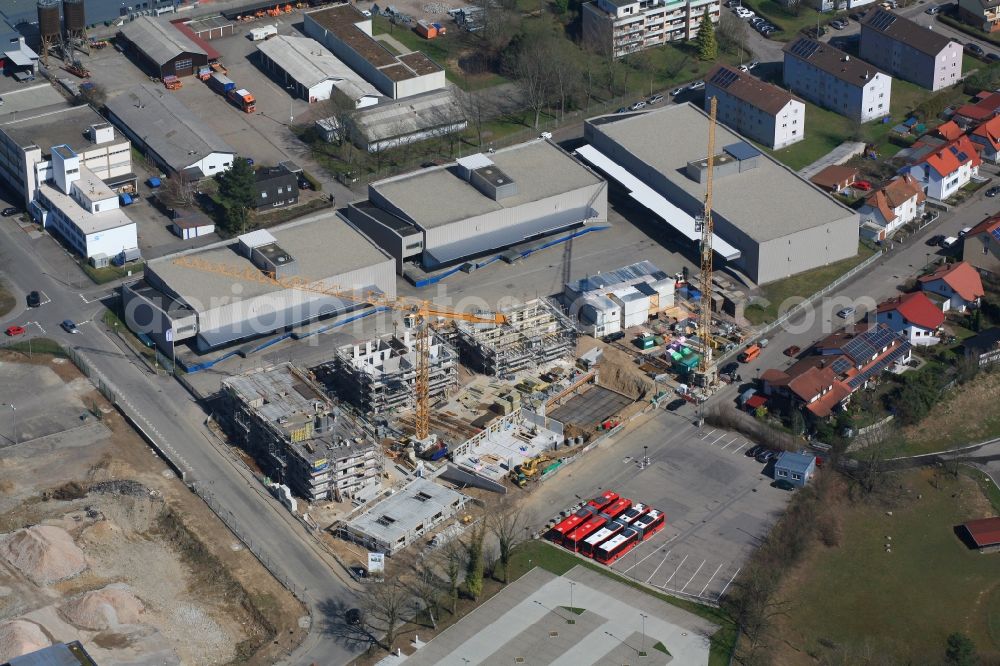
(454, 299, 578, 377)
(318, 328, 458, 415)
(221, 363, 383, 503)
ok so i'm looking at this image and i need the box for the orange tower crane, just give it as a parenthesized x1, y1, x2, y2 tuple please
(696, 96, 717, 381)
(171, 255, 506, 440)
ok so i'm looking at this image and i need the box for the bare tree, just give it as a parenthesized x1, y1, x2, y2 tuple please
(442, 539, 466, 614)
(457, 85, 492, 147)
(724, 566, 788, 663)
(157, 175, 196, 210)
(363, 579, 412, 649)
(551, 43, 582, 119)
(475, 0, 520, 61)
(407, 565, 443, 629)
(716, 12, 750, 61)
(487, 505, 529, 583)
(505, 31, 558, 129)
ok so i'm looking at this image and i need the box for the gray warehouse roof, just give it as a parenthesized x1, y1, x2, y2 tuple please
(256, 35, 378, 95)
(106, 83, 235, 172)
(347, 477, 466, 549)
(370, 138, 604, 230)
(0, 103, 119, 154)
(148, 212, 393, 308)
(120, 16, 207, 66)
(351, 91, 464, 144)
(587, 103, 854, 242)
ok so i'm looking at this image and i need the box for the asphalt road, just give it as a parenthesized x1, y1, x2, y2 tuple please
(0, 219, 363, 665)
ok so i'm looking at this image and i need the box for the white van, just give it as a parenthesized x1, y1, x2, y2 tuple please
(941, 236, 959, 248)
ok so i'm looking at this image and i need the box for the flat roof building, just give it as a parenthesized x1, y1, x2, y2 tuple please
(341, 477, 467, 555)
(255, 35, 381, 107)
(303, 3, 446, 99)
(118, 16, 209, 78)
(0, 100, 134, 208)
(121, 214, 397, 355)
(346, 139, 607, 272)
(343, 90, 467, 153)
(222, 363, 382, 502)
(106, 83, 235, 178)
(580, 103, 859, 285)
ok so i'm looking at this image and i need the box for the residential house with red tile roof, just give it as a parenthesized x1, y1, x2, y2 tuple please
(970, 114, 1000, 162)
(809, 165, 860, 193)
(934, 120, 964, 141)
(954, 91, 1000, 125)
(960, 516, 1000, 552)
(760, 323, 910, 418)
(962, 214, 1000, 275)
(858, 174, 926, 241)
(918, 260, 985, 312)
(873, 291, 945, 345)
(902, 134, 981, 200)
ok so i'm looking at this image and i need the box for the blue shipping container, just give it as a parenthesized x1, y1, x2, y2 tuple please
(119, 193, 132, 205)
(147, 177, 161, 188)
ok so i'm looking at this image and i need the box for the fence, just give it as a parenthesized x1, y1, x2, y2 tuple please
(718, 249, 886, 365)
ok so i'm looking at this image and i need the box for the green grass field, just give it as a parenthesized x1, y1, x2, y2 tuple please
(1, 337, 67, 357)
(0, 280, 15, 318)
(508, 541, 736, 665)
(745, 244, 876, 324)
(775, 469, 1000, 663)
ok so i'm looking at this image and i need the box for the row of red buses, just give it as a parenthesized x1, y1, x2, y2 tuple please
(633, 509, 666, 541)
(564, 514, 607, 552)
(594, 527, 640, 565)
(546, 507, 593, 544)
(579, 523, 624, 558)
(617, 503, 649, 526)
(585, 490, 619, 513)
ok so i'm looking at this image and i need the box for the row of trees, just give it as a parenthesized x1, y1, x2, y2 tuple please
(360, 506, 530, 650)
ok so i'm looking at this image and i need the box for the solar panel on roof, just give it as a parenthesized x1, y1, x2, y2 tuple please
(831, 358, 852, 374)
(958, 152, 969, 161)
(711, 67, 740, 89)
(866, 325, 899, 350)
(844, 336, 877, 363)
(848, 343, 910, 389)
(724, 142, 762, 161)
(992, 227, 1000, 242)
(788, 38, 821, 59)
(869, 9, 897, 31)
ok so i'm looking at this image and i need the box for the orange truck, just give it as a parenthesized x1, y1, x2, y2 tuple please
(738, 344, 761, 363)
(415, 20, 438, 39)
(227, 88, 256, 113)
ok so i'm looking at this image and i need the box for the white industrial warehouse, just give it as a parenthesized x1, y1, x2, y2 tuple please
(121, 214, 396, 354)
(580, 103, 859, 285)
(106, 83, 236, 179)
(345, 139, 608, 272)
(563, 261, 676, 337)
(255, 35, 381, 107)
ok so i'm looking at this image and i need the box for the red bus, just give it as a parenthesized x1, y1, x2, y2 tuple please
(598, 497, 633, 522)
(633, 509, 666, 541)
(579, 523, 624, 558)
(594, 527, 639, 565)
(585, 490, 619, 513)
(546, 507, 594, 545)
(564, 515, 607, 552)
(617, 503, 649, 526)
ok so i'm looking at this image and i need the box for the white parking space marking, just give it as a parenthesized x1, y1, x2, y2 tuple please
(37, 291, 51, 306)
(717, 567, 741, 599)
(645, 549, 672, 584)
(699, 428, 717, 440)
(709, 433, 727, 446)
(698, 562, 725, 596)
(679, 559, 706, 593)
(661, 554, 688, 586)
(619, 534, 677, 573)
(731, 442, 749, 454)
(720, 436, 739, 450)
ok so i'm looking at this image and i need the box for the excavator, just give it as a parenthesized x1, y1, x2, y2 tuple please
(508, 453, 553, 488)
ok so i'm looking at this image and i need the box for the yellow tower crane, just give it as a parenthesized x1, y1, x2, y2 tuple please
(171, 255, 506, 440)
(696, 96, 717, 383)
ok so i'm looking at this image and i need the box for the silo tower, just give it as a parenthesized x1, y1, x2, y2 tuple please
(37, 0, 61, 65)
(63, 0, 88, 54)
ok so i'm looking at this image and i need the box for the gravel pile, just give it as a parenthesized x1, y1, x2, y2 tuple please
(61, 583, 145, 630)
(422, 2, 452, 12)
(0, 619, 50, 662)
(0, 525, 87, 585)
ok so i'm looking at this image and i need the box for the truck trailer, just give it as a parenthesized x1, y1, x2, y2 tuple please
(228, 88, 256, 113)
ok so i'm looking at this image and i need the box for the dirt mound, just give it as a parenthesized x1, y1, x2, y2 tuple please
(598, 346, 653, 400)
(61, 583, 145, 630)
(0, 525, 87, 585)
(0, 619, 50, 661)
(80, 520, 121, 545)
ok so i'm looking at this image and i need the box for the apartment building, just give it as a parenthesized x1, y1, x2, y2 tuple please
(783, 37, 892, 122)
(958, 0, 1000, 33)
(582, 0, 719, 59)
(705, 65, 805, 149)
(859, 8, 962, 91)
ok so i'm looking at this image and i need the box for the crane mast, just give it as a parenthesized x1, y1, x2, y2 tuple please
(697, 96, 717, 378)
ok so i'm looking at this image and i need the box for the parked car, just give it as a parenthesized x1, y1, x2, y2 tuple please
(986, 186, 1000, 198)
(783, 345, 801, 357)
(830, 18, 848, 29)
(746, 445, 765, 458)
(853, 180, 873, 191)
(26, 291, 40, 308)
(755, 449, 776, 463)
(616, 107, 629, 113)
(5, 325, 25, 336)
(772, 479, 796, 491)
(940, 236, 958, 248)
(665, 398, 687, 411)
(631, 100, 646, 110)
(349, 566, 368, 579)
(61, 319, 79, 334)
(648, 94, 664, 104)
(837, 306, 855, 319)
(927, 234, 946, 246)
(747, 60, 759, 69)
(925, 4, 942, 13)
(688, 80, 705, 90)
(603, 331, 626, 343)
(988, 53, 1000, 63)
(670, 87, 684, 97)
(1, 207, 17, 217)
(849, 10, 865, 20)
(721, 361, 739, 377)
(966, 43, 985, 57)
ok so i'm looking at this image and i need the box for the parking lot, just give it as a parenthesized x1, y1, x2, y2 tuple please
(529, 407, 790, 603)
